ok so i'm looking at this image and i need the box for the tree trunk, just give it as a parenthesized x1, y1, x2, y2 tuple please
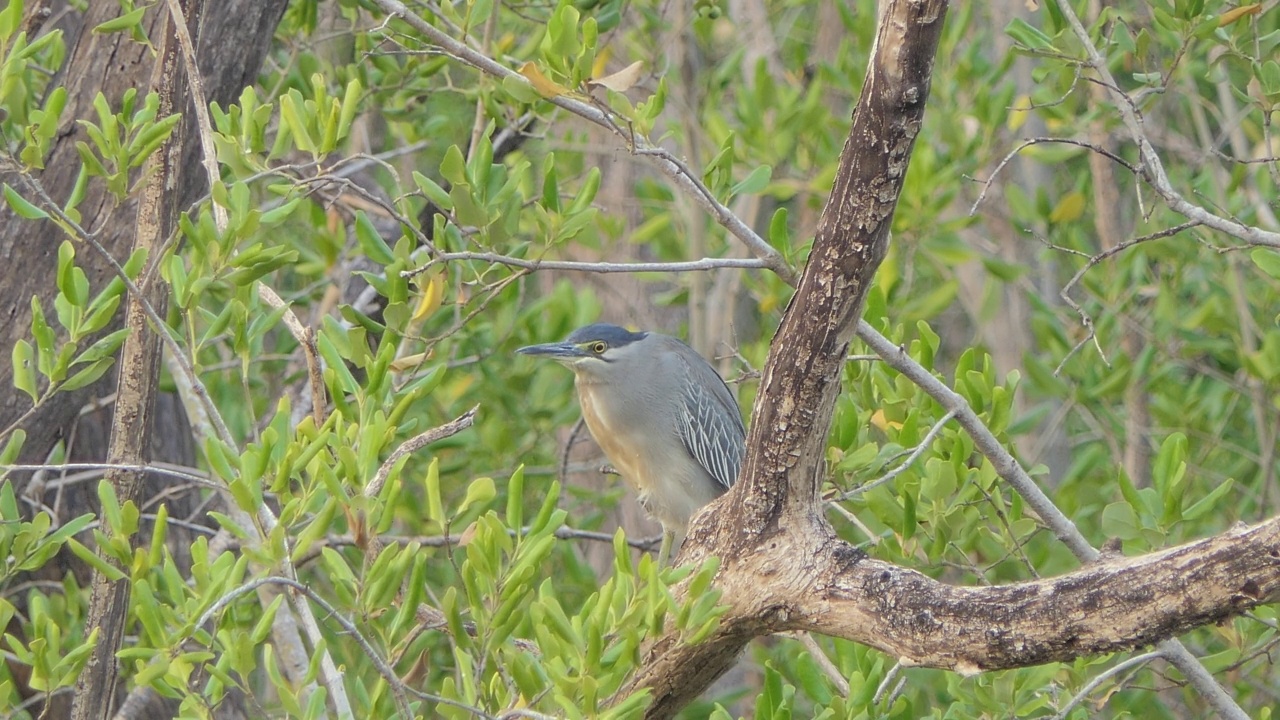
(0, 2, 288, 717)
(0, 0, 288, 470)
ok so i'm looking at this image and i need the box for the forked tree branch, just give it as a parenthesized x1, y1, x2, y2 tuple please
(789, 517, 1280, 671)
(625, 515, 1280, 716)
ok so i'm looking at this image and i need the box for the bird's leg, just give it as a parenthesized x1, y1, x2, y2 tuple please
(656, 528, 674, 567)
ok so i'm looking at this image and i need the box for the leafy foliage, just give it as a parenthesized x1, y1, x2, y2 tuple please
(1, 0, 1278, 718)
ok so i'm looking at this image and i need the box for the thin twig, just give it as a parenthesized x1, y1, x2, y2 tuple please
(1058, 1, 1280, 250)
(1050, 651, 1162, 720)
(840, 409, 956, 500)
(796, 632, 850, 697)
(1, 462, 215, 488)
(1050, 221, 1199, 375)
(402, 252, 772, 278)
(367, 0, 797, 283)
(871, 662, 902, 705)
(295, 527, 660, 567)
(969, 137, 1140, 216)
(364, 406, 480, 498)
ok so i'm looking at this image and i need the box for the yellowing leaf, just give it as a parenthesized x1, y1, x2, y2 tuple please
(457, 521, 479, 547)
(1218, 4, 1260, 26)
(518, 62, 570, 98)
(411, 272, 445, 323)
(870, 409, 902, 432)
(1006, 95, 1032, 132)
(590, 46, 613, 80)
(389, 351, 434, 373)
(1049, 190, 1086, 224)
(589, 61, 644, 93)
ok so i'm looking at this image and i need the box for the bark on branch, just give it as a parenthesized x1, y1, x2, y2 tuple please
(792, 517, 1280, 671)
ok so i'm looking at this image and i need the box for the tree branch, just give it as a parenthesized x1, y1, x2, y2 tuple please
(1056, 1, 1280, 249)
(788, 518, 1280, 671)
(71, 3, 196, 718)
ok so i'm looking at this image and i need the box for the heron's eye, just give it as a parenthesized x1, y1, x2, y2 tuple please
(591, 341, 607, 354)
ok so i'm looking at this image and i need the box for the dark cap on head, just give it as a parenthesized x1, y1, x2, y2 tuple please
(565, 323, 648, 347)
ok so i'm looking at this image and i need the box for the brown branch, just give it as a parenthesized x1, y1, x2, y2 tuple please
(631, 516, 1280, 717)
(71, 3, 199, 719)
(789, 519, 1280, 671)
(363, 405, 479, 499)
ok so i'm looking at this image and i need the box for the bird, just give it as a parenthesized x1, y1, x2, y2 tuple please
(518, 323, 746, 564)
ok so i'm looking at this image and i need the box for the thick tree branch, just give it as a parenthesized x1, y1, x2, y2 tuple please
(633, 516, 1280, 705)
(791, 518, 1280, 671)
(621, 1, 1272, 717)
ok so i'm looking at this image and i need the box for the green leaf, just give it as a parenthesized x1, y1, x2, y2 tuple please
(1152, 432, 1188, 500)
(768, 207, 790, 253)
(568, 167, 601, 214)
(1183, 478, 1235, 521)
(1101, 501, 1141, 540)
(506, 466, 526, 531)
(1251, 248, 1280, 279)
(413, 171, 454, 211)
(0, 430, 25, 465)
(440, 145, 468, 186)
(0, 480, 17, 520)
(425, 457, 444, 525)
(12, 340, 38, 402)
(458, 476, 495, 518)
(60, 358, 115, 392)
(3, 184, 49, 219)
(354, 211, 395, 264)
(126, 113, 182, 167)
(67, 538, 126, 581)
(0, 1, 20, 36)
(336, 78, 362, 143)
(1005, 17, 1058, 51)
(730, 165, 772, 197)
(278, 92, 315, 154)
(76, 329, 130, 366)
(93, 6, 147, 34)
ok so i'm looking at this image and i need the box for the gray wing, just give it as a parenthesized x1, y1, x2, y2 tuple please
(671, 344, 747, 491)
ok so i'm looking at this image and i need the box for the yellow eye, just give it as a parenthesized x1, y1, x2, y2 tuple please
(591, 342, 607, 354)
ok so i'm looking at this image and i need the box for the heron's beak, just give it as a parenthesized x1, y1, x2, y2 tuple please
(516, 341, 586, 360)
